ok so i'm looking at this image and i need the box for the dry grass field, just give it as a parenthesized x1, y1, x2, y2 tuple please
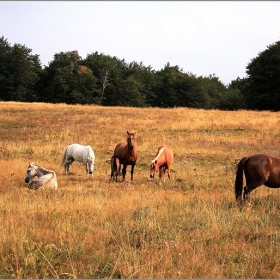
(1, 101, 280, 278)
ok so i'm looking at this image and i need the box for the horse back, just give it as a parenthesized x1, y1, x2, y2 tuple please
(157, 145, 174, 165)
(68, 143, 94, 162)
(247, 154, 280, 187)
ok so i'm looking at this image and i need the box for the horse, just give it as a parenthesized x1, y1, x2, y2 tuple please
(235, 154, 280, 204)
(60, 143, 95, 176)
(113, 131, 138, 181)
(110, 155, 120, 181)
(24, 162, 58, 190)
(150, 145, 174, 181)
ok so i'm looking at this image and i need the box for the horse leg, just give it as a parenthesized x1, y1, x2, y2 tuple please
(115, 157, 121, 182)
(122, 164, 127, 181)
(163, 167, 167, 182)
(110, 156, 117, 181)
(159, 166, 165, 182)
(160, 165, 168, 182)
(130, 163, 135, 181)
(159, 167, 163, 181)
(243, 180, 263, 204)
(167, 165, 171, 180)
(28, 179, 43, 190)
(65, 157, 74, 174)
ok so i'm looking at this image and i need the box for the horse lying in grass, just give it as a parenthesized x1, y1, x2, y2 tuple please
(113, 131, 138, 181)
(150, 145, 174, 181)
(24, 162, 58, 190)
(60, 143, 95, 176)
(235, 154, 280, 204)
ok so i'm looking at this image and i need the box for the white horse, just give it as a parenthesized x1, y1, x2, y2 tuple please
(60, 143, 95, 176)
(24, 162, 58, 190)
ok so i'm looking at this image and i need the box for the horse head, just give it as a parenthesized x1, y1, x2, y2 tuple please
(127, 131, 136, 153)
(86, 157, 95, 176)
(150, 160, 159, 178)
(24, 162, 38, 183)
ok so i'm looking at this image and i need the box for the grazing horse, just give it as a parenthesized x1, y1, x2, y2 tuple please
(24, 162, 58, 190)
(150, 145, 174, 181)
(60, 143, 95, 176)
(113, 131, 138, 181)
(235, 154, 280, 203)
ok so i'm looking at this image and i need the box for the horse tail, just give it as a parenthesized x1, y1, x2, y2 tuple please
(112, 155, 120, 171)
(234, 157, 248, 201)
(60, 146, 68, 167)
(112, 155, 116, 168)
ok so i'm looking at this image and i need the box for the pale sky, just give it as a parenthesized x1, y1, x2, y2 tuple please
(1, 1, 280, 85)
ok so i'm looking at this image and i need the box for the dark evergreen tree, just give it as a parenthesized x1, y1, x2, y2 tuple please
(242, 41, 280, 111)
(125, 61, 156, 107)
(197, 74, 226, 109)
(0, 36, 42, 101)
(39, 51, 98, 104)
(154, 63, 209, 108)
(83, 52, 128, 105)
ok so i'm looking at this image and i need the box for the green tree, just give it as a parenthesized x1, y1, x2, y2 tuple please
(109, 75, 147, 107)
(39, 51, 98, 104)
(197, 74, 226, 109)
(0, 36, 42, 101)
(242, 41, 280, 111)
(125, 61, 156, 107)
(154, 63, 209, 108)
(83, 52, 128, 105)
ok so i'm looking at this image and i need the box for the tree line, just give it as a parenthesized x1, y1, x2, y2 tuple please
(1, 36, 280, 110)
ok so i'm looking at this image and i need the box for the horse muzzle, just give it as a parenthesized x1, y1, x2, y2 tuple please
(150, 174, 154, 179)
(25, 177, 30, 183)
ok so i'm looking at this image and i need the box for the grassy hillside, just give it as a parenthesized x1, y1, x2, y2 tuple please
(1, 101, 280, 278)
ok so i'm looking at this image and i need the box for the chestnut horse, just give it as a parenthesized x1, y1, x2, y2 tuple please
(235, 154, 280, 203)
(150, 145, 174, 181)
(113, 131, 138, 181)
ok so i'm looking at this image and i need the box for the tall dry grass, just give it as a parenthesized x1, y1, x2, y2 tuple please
(1, 101, 280, 278)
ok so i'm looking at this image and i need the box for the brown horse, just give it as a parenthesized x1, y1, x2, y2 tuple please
(150, 145, 174, 181)
(110, 155, 120, 181)
(235, 154, 280, 203)
(113, 131, 138, 181)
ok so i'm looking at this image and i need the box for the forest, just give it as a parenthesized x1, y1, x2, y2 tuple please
(1, 36, 280, 110)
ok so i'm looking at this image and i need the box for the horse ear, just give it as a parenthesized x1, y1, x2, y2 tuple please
(127, 131, 129, 135)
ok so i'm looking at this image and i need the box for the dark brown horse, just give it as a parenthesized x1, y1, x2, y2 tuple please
(113, 131, 138, 181)
(110, 155, 120, 181)
(235, 154, 280, 203)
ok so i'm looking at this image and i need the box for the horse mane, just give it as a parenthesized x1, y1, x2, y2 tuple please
(87, 145, 95, 159)
(152, 147, 165, 164)
(34, 163, 55, 176)
(37, 164, 50, 172)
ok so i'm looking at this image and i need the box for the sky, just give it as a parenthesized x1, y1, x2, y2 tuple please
(1, 1, 280, 85)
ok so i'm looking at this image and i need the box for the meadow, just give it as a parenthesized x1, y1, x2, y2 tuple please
(1, 101, 280, 278)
